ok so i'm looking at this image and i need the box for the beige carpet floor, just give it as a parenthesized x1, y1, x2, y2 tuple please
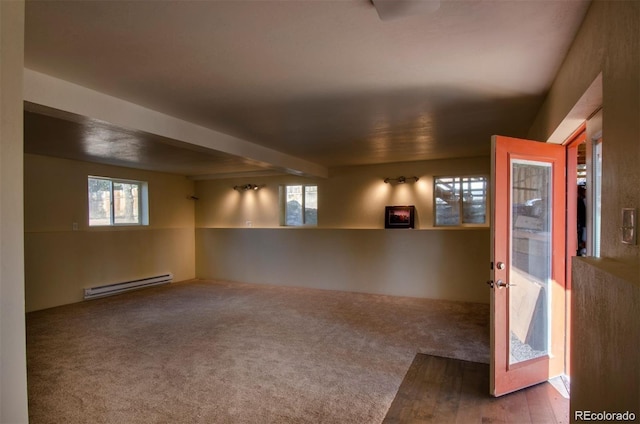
(26, 279, 489, 424)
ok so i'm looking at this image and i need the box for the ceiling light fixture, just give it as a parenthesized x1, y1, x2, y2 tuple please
(233, 184, 265, 192)
(384, 176, 419, 185)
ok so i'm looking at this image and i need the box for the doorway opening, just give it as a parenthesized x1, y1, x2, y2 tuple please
(490, 74, 603, 397)
(563, 107, 602, 385)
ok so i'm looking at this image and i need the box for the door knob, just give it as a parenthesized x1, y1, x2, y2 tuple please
(496, 279, 516, 289)
(496, 262, 506, 270)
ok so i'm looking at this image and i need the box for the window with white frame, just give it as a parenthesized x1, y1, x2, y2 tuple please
(88, 176, 149, 226)
(281, 184, 318, 226)
(434, 176, 487, 226)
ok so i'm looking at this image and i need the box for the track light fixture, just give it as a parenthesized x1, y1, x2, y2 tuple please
(233, 184, 265, 192)
(383, 176, 419, 185)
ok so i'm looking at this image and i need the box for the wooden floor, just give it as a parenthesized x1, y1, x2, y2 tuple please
(383, 354, 569, 424)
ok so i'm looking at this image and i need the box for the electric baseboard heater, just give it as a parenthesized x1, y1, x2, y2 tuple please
(83, 273, 173, 300)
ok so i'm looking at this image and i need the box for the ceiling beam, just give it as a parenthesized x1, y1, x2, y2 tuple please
(23, 69, 328, 178)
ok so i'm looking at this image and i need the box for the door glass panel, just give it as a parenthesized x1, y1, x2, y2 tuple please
(510, 160, 551, 365)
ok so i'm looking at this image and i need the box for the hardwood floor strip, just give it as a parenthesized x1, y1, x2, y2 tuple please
(413, 356, 448, 420)
(544, 380, 571, 424)
(384, 354, 569, 424)
(454, 361, 486, 424)
(430, 358, 464, 423)
(479, 394, 508, 423)
(525, 382, 570, 424)
(501, 390, 532, 423)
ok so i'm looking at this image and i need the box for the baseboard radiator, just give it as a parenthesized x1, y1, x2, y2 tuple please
(83, 273, 173, 300)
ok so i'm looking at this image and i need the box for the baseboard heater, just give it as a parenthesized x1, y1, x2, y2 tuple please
(83, 273, 173, 300)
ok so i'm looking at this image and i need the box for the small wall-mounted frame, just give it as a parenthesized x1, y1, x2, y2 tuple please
(621, 208, 636, 245)
(385, 205, 415, 229)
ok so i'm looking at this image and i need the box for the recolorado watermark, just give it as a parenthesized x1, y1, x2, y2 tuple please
(575, 410, 636, 421)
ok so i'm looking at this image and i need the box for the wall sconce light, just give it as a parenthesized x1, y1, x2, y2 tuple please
(233, 184, 265, 192)
(383, 176, 419, 184)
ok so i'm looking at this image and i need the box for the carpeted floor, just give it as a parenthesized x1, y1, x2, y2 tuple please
(26, 279, 489, 424)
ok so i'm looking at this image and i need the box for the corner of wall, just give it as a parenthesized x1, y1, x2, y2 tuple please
(0, 0, 29, 421)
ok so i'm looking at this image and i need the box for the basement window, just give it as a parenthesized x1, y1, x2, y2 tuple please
(88, 176, 149, 226)
(280, 184, 318, 226)
(434, 176, 488, 226)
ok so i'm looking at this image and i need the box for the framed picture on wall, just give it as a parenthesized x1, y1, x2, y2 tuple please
(385, 206, 415, 229)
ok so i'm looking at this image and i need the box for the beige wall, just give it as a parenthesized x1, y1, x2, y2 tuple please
(196, 228, 489, 303)
(572, 257, 639, 419)
(195, 157, 490, 304)
(24, 154, 197, 312)
(528, 1, 640, 419)
(196, 156, 489, 229)
(25, 154, 490, 309)
(0, 1, 29, 421)
(530, 0, 639, 263)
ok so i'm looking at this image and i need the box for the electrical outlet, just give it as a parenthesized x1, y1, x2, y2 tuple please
(245, 220, 252, 227)
(72, 222, 79, 231)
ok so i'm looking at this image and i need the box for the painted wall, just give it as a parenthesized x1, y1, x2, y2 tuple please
(528, 1, 640, 419)
(529, 0, 639, 264)
(196, 157, 490, 304)
(0, 1, 29, 421)
(572, 258, 639, 420)
(196, 228, 489, 303)
(196, 157, 489, 229)
(24, 154, 197, 312)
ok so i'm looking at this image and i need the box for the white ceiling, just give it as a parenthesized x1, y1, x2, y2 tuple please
(24, 0, 591, 178)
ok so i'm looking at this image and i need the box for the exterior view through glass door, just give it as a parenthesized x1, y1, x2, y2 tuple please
(490, 135, 566, 396)
(510, 160, 551, 365)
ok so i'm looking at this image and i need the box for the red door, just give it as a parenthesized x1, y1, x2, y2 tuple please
(490, 135, 567, 396)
